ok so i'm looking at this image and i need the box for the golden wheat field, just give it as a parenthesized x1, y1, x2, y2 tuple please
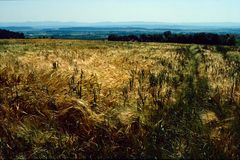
(0, 39, 240, 159)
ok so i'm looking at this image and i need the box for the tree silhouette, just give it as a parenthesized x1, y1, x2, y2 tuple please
(0, 29, 25, 39)
(108, 32, 236, 46)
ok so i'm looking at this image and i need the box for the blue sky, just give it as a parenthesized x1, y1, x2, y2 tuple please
(0, 0, 240, 23)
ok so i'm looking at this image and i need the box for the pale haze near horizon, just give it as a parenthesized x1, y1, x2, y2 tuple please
(0, 0, 240, 23)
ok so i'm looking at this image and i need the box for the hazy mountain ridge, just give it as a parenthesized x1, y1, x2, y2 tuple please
(1, 21, 240, 28)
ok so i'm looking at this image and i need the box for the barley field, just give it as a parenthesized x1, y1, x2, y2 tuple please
(0, 39, 239, 159)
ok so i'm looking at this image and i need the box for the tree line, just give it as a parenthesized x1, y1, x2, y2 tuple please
(108, 31, 236, 46)
(0, 29, 25, 39)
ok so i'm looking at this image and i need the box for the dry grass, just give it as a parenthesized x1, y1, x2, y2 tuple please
(0, 39, 239, 159)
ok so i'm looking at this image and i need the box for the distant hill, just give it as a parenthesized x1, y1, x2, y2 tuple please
(0, 29, 25, 39)
(0, 22, 239, 40)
